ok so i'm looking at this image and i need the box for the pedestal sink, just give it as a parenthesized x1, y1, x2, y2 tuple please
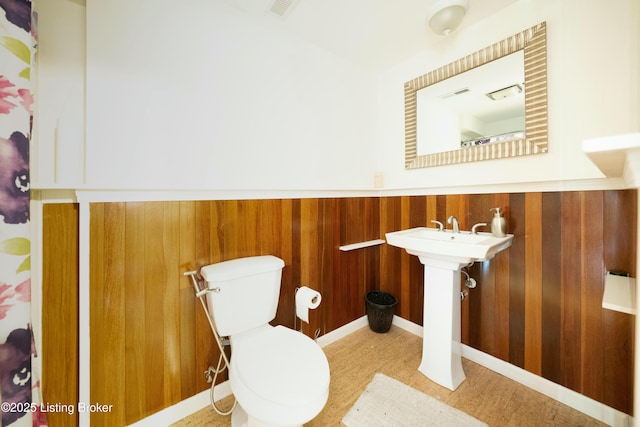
(385, 227, 514, 390)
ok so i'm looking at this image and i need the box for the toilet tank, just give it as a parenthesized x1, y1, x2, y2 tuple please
(200, 255, 285, 337)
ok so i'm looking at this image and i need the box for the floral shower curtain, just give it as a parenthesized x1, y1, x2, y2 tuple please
(0, 0, 46, 426)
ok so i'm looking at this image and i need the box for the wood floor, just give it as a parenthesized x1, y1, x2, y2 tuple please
(172, 326, 607, 426)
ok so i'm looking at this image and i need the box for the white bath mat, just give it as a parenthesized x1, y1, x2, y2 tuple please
(342, 373, 488, 427)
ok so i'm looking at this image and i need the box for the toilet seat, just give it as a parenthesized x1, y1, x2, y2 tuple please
(230, 325, 330, 425)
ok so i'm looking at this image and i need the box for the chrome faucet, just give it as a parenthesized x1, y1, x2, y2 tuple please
(447, 215, 460, 233)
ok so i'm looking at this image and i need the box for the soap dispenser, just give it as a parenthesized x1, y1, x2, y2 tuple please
(490, 208, 507, 237)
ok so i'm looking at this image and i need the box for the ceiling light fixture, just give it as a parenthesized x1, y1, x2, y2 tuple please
(427, 0, 469, 36)
(486, 84, 523, 101)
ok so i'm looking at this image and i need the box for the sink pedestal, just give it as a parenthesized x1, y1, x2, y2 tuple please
(384, 227, 514, 391)
(418, 260, 465, 390)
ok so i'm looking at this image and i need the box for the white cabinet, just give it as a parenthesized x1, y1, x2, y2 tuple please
(34, 0, 86, 188)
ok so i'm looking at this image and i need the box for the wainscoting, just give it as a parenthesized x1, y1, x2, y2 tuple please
(41, 190, 635, 426)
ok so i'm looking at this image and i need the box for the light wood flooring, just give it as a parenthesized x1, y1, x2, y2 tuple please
(172, 326, 607, 426)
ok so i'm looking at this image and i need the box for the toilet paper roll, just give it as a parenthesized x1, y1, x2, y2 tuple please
(295, 286, 321, 323)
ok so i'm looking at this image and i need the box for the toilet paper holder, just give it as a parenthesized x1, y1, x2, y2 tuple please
(294, 287, 303, 331)
(294, 286, 322, 336)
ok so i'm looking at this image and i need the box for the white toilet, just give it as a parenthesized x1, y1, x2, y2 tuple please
(200, 255, 330, 427)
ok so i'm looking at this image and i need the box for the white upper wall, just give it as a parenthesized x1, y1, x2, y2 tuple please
(85, 0, 378, 190)
(35, 0, 640, 194)
(375, 0, 640, 192)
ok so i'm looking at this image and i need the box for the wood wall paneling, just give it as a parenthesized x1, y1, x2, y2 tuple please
(541, 192, 562, 384)
(90, 203, 127, 425)
(42, 191, 636, 424)
(524, 192, 543, 375)
(602, 191, 636, 412)
(508, 193, 526, 368)
(42, 204, 79, 427)
(316, 199, 337, 333)
(581, 192, 605, 403)
(560, 192, 583, 392)
(124, 202, 147, 420)
(379, 197, 404, 318)
(492, 193, 511, 362)
(177, 201, 197, 400)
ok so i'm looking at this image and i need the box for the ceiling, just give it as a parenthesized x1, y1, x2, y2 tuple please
(221, 0, 520, 71)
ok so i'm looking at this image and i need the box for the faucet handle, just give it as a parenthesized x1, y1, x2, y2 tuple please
(471, 222, 487, 234)
(430, 220, 444, 231)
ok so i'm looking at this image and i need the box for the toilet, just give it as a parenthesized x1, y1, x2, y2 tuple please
(200, 255, 330, 427)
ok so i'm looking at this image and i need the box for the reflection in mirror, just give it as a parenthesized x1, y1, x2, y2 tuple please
(404, 22, 547, 168)
(417, 51, 524, 155)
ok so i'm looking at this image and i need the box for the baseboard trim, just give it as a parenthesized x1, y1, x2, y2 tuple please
(316, 316, 369, 347)
(391, 315, 633, 427)
(127, 382, 232, 427)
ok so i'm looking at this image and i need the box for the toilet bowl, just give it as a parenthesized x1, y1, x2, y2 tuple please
(230, 325, 330, 426)
(200, 256, 330, 427)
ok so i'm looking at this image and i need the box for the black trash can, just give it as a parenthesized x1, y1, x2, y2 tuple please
(365, 291, 398, 333)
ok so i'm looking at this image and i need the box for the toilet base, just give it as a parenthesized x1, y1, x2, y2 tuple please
(231, 403, 302, 427)
(231, 404, 247, 427)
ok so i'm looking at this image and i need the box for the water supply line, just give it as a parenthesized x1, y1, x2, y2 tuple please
(461, 267, 476, 289)
(460, 266, 477, 301)
(185, 270, 237, 416)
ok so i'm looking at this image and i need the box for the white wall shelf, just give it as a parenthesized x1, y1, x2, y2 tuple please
(583, 132, 640, 186)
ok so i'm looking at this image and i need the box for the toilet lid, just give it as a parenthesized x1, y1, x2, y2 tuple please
(232, 326, 330, 406)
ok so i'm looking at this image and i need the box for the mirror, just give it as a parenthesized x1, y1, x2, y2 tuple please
(417, 51, 525, 155)
(404, 22, 547, 168)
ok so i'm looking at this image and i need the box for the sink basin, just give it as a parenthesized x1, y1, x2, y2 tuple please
(386, 227, 514, 266)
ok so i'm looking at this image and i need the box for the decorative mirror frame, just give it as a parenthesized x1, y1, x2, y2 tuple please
(404, 22, 547, 169)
